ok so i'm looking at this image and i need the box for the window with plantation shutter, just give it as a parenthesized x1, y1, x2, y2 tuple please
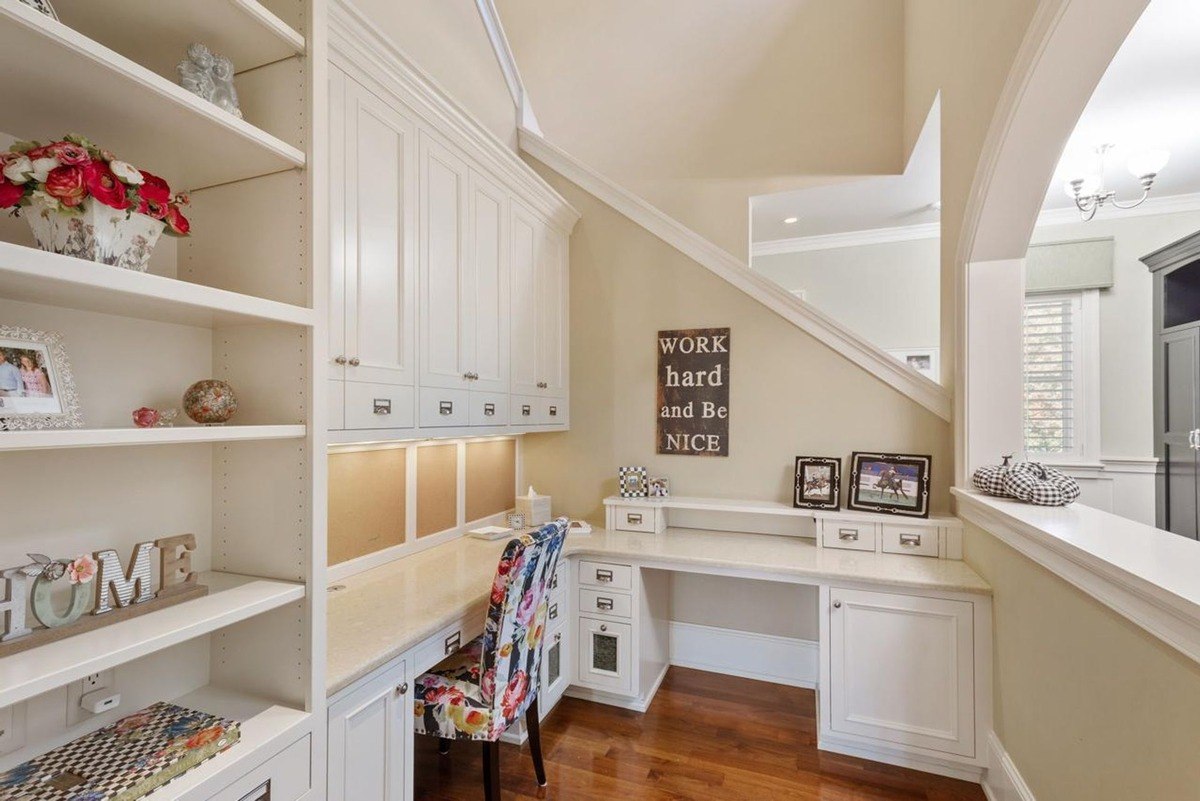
(1023, 291, 1096, 460)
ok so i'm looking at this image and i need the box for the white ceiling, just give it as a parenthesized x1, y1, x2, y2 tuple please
(750, 99, 940, 244)
(1044, 0, 1200, 211)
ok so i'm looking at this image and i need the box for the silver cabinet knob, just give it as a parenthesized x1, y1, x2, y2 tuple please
(832, 601, 842, 609)
(395, 682, 408, 695)
(348, 357, 361, 366)
(333, 355, 347, 365)
(599, 624, 608, 632)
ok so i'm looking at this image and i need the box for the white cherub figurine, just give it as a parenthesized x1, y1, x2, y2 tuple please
(177, 43, 242, 119)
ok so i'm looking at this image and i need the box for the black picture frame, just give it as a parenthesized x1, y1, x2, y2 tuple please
(793, 456, 841, 510)
(847, 451, 931, 518)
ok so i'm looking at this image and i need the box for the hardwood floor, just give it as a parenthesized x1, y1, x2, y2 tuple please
(414, 667, 986, 801)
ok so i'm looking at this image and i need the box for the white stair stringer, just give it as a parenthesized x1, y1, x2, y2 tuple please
(517, 127, 953, 422)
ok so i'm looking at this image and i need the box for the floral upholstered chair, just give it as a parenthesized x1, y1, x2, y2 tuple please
(414, 518, 569, 800)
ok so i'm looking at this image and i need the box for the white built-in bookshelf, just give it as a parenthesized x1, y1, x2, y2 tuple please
(0, 0, 326, 797)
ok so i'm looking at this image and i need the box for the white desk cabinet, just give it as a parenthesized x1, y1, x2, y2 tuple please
(329, 65, 418, 431)
(327, 659, 412, 801)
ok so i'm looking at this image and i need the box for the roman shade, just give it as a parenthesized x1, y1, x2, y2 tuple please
(1025, 237, 1114, 293)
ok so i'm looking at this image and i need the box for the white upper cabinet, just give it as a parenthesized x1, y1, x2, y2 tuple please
(418, 133, 471, 391)
(467, 169, 510, 393)
(330, 65, 417, 391)
(511, 201, 569, 400)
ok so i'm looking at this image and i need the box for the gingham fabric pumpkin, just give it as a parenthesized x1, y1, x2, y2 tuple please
(1000, 462, 1081, 506)
(971, 462, 1013, 497)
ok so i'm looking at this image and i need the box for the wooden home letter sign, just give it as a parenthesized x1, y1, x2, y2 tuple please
(657, 327, 730, 456)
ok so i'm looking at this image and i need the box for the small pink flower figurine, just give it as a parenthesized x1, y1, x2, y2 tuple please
(132, 406, 161, 428)
(68, 554, 97, 585)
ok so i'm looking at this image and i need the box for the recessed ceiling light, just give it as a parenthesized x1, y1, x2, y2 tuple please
(783, 216, 799, 224)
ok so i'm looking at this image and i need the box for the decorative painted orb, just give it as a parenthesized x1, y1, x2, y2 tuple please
(182, 379, 238, 425)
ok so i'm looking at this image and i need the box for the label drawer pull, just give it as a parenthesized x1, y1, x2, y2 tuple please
(238, 780, 271, 801)
(439, 400, 454, 415)
(899, 533, 922, 547)
(595, 568, 614, 583)
(838, 529, 859, 541)
(373, 398, 391, 415)
(595, 597, 614, 611)
(444, 631, 461, 654)
(484, 403, 496, 416)
(626, 513, 643, 525)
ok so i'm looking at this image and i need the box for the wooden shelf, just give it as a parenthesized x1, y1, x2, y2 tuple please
(0, 0, 305, 190)
(0, 425, 307, 452)
(0, 241, 315, 328)
(51, 0, 304, 78)
(0, 572, 305, 708)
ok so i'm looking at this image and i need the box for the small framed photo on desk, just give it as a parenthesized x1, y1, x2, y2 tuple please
(794, 456, 840, 510)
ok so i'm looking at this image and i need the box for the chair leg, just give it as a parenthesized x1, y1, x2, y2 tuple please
(482, 741, 501, 801)
(526, 697, 547, 787)
(438, 737, 452, 756)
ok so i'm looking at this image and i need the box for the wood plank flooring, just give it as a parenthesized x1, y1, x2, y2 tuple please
(414, 667, 985, 801)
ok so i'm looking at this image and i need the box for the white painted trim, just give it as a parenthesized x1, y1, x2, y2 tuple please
(667, 622, 818, 688)
(751, 191, 1200, 258)
(472, 0, 542, 135)
(982, 732, 1037, 801)
(328, 0, 576, 233)
(518, 128, 952, 421)
(953, 488, 1200, 666)
(752, 222, 940, 256)
(816, 733, 985, 783)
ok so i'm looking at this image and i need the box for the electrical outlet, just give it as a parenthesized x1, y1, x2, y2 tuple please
(0, 704, 26, 756)
(66, 668, 116, 727)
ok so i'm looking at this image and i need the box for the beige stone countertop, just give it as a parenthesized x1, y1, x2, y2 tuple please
(327, 527, 990, 696)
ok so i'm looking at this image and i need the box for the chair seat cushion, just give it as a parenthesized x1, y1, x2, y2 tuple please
(414, 636, 498, 741)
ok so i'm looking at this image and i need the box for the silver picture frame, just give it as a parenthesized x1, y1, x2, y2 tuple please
(0, 326, 83, 431)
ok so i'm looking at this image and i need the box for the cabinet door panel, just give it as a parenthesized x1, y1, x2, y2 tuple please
(468, 170, 509, 393)
(1162, 329, 1200, 537)
(328, 661, 409, 801)
(829, 588, 975, 757)
(329, 67, 348, 385)
(510, 203, 540, 396)
(345, 78, 417, 387)
(576, 615, 632, 694)
(420, 134, 470, 390)
(537, 227, 567, 397)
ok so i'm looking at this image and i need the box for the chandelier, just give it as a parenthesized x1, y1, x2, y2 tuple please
(1064, 143, 1169, 221)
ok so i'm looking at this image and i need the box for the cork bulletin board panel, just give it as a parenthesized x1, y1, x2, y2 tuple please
(466, 439, 516, 522)
(328, 448, 406, 565)
(417, 444, 458, 538)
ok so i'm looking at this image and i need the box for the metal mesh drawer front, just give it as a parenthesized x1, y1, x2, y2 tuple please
(592, 632, 619, 673)
(547, 640, 561, 684)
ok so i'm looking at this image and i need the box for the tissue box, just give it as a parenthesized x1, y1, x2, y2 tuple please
(516, 492, 552, 526)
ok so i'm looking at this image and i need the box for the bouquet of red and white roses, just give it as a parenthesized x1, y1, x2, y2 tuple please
(0, 134, 190, 235)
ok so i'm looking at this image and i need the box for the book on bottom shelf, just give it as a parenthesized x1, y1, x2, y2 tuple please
(0, 701, 240, 801)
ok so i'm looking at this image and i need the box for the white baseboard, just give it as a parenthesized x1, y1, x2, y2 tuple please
(982, 732, 1036, 801)
(667, 621, 818, 688)
(818, 732, 985, 783)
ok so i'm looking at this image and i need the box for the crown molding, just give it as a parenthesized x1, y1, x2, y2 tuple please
(518, 128, 952, 422)
(472, 0, 542, 134)
(752, 222, 940, 256)
(328, 0, 576, 232)
(750, 191, 1200, 258)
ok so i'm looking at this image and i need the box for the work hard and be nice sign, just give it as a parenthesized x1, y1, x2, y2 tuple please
(657, 327, 730, 457)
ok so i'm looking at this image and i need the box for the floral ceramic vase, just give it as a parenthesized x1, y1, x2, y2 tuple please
(183, 380, 238, 425)
(26, 196, 165, 272)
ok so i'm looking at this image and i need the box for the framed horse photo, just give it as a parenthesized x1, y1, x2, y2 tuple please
(793, 456, 840, 510)
(848, 452, 931, 518)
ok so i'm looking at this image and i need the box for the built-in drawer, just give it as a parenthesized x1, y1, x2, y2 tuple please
(344, 382, 415, 430)
(542, 398, 566, 426)
(821, 520, 878, 552)
(411, 614, 478, 674)
(418, 387, 470, 428)
(577, 560, 633, 591)
(614, 505, 657, 533)
(210, 733, 311, 801)
(579, 587, 633, 619)
(512, 394, 539, 426)
(880, 523, 939, 558)
(470, 391, 509, 426)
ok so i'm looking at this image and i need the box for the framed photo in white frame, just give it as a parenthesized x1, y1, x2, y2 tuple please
(0, 327, 82, 430)
(886, 347, 940, 381)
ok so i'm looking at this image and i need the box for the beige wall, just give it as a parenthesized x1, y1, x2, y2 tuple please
(964, 522, 1200, 800)
(522, 162, 952, 522)
(754, 238, 942, 354)
(351, 0, 516, 149)
(497, 0, 906, 258)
